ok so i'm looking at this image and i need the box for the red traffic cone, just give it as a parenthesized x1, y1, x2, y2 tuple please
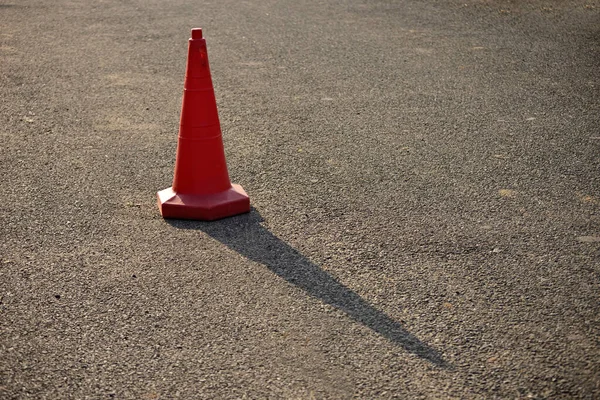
(157, 28, 250, 220)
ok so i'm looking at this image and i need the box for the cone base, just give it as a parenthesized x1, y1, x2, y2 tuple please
(157, 184, 250, 221)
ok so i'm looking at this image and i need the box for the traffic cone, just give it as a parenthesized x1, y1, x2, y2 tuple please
(157, 28, 250, 220)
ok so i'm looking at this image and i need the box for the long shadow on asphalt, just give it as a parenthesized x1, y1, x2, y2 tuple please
(167, 208, 448, 367)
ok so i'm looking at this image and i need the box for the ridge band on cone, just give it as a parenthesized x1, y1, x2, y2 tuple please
(157, 28, 250, 221)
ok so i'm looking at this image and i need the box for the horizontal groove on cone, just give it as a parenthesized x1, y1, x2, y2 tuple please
(177, 133, 222, 141)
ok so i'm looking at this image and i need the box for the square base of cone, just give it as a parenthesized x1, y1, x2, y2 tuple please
(157, 184, 250, 221)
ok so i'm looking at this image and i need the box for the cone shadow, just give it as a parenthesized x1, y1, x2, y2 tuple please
(167, 208, 448, 367)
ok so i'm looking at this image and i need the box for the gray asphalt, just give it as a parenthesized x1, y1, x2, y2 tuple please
(1, 0, 599, 398)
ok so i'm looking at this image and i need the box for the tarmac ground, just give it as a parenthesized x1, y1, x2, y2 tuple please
(1, 0, 599, 398)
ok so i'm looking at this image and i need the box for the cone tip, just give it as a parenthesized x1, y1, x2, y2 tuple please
(191, 28, 203, 40)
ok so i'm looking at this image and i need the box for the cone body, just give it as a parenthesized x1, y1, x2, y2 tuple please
(157, 28, 249, 220)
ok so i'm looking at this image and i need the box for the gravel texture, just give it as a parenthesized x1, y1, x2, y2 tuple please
(1, 0, 599, 398)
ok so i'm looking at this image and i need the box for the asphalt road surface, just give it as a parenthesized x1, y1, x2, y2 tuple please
(1, 0, 599, 398)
